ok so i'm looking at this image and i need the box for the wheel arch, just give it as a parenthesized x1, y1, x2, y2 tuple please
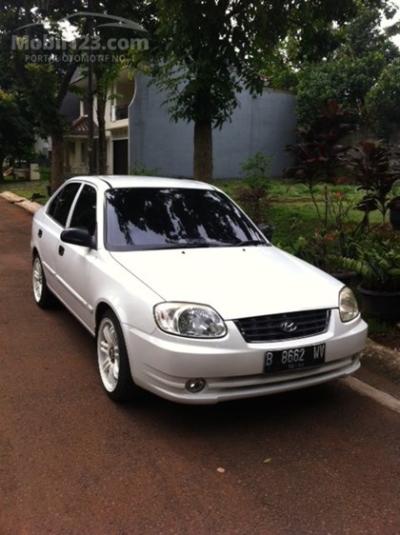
(95, 300, 125, 334)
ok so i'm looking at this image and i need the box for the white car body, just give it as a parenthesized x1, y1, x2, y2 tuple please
(31, 176, 367, 404)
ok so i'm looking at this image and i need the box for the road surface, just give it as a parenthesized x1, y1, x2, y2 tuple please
(1, 197, 400, 535)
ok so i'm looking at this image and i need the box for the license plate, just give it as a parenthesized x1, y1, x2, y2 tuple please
(264, 344, 326, 373)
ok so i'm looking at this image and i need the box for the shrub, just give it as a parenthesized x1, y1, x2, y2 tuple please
(341, 139, 400, 222)
(237, 153, 271, 223)
(341, 237, 400, 292)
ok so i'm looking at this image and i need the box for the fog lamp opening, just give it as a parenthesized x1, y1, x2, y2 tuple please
(185, 378, 206, 393)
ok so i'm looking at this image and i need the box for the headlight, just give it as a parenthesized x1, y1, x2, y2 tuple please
(339, 287, 359, 322)
(154, 302, 227, 338)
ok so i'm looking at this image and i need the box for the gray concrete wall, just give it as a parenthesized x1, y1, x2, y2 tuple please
(129, 75, 296, 179)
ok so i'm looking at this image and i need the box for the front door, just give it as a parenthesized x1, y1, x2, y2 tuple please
(40, 182, 81, 293)
(55, 184, 98, 330)
(113, 139, 128, 175)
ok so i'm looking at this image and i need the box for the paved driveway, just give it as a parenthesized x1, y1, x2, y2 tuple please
(1, 198, 400, 534)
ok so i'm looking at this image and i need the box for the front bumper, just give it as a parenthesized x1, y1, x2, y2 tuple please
(123, 310, 367, 404)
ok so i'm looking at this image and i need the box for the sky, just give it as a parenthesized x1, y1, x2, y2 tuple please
(384, 0, 400, 47)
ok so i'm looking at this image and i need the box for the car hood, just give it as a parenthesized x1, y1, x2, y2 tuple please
(110, 246, 343, 320)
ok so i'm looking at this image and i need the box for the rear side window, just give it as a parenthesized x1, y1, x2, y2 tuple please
(47, 183, 81, 227)
(69, 185, 97, 236)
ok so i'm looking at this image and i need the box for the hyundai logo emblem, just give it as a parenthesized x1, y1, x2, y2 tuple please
(280, 321, 298, 333)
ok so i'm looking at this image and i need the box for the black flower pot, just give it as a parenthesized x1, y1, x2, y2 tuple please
(389, 207, 400, 231)
(357, 286, 400, 321)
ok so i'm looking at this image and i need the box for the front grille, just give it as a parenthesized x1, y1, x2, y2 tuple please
(234, 309, 330, 343)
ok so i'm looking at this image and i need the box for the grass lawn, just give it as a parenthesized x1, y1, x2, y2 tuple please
(215, 179, 383, 246)
(0, 177, 49, 201)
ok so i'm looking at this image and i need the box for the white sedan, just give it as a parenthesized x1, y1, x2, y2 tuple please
(31, 176, 367, 404)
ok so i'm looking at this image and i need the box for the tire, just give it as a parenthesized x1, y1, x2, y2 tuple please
(32, 254, 56, 309)
(97, 310, 135, 402)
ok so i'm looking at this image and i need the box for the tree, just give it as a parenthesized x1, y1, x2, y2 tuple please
(148, 0, 362, 181)
(288, 3, 398, 127)
(0, 2, 37, 179)
(5, 0, 87, 190)
(365, 59, 400, 139)
(0, 90, 34, 181)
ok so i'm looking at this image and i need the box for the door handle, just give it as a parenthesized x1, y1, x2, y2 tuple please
(58, 245, 65, 257)
(38, 229, 43, 238)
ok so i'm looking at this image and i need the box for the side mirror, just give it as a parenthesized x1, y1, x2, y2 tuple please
(60, 228, 94, 248)
(258, 223, 274, 242)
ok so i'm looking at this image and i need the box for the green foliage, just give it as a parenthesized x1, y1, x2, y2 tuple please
(241, 153, 270, 193)
(293, 3, 398, 128)
(283, 233, 336, 271)
(365, 59, 400, 138)
(236, 153, 270, 223)
(130, 164, 160, 176)
(148, 0, 366, 128)
(296, 52, 388, 125)
(280, 189, 360, 272)
(341, 139, 400, 220)
(150, 1, 267, 127)
(287, 100, 355, 185)
(0, 89, 35, 170)
(0, 179, 49, 202)
(340, 238, 400, 291)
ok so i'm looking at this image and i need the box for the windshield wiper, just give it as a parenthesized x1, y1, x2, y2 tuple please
(163, 241, 231, 249)
(234, 240, 268, 247)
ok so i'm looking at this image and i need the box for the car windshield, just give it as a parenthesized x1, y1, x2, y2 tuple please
(105, 187, 267, 251)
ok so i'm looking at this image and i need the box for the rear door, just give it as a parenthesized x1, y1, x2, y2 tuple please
(38, 182, 81, 292)
(55, 184, 99, 330)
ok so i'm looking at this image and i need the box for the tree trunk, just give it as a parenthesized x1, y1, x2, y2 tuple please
(50, 132, 65, 192)
(97, 91, 107, 175)
(194, 119, 213, 181)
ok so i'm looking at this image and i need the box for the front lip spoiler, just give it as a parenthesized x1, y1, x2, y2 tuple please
(140, 356, 361, 405)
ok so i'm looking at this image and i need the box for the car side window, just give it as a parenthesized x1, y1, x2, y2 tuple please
(47, 183, 81, 227)
(69, 185, 97, 237)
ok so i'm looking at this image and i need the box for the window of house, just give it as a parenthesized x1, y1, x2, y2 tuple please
(47, 183, 81, 227)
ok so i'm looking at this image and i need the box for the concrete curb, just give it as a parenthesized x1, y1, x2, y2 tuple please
(0, 191, 41, 214)
(361, 339, 400, 383)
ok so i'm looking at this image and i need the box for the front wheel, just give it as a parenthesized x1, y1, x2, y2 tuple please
(97, 311, 135, 402)
(32, 255, 55, 309)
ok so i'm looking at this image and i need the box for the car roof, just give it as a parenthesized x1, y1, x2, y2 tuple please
(68, 175, 215, 190)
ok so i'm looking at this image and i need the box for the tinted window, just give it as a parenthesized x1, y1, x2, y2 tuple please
(70, 185, 97, 236)
(106, 188, 265, 251)
(47, 183, 81, 227)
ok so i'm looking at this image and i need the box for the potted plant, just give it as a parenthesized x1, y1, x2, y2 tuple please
(388, 196, 400, 230)
(341, 139, 400, 224)
(341, 239, 400, 320)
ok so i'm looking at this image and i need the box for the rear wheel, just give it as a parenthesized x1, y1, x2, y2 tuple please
(97, 310, 135, 402)
(32, 255, 55, 309)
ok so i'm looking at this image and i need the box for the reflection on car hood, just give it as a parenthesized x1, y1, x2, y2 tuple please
(110, 246, 343, 319)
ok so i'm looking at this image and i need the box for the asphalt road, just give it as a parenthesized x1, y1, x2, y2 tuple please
(1, 197, 400, 535)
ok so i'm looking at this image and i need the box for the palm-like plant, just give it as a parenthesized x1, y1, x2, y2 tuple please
(341, 140, 400, 222)
(340, 239, 400, 292)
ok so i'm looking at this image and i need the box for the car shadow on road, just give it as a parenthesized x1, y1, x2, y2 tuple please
(122, 381, 346, 438)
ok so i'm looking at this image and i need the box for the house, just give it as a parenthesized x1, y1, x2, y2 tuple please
(63, 70, 134, 176)
(63, 71, 296, 179)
